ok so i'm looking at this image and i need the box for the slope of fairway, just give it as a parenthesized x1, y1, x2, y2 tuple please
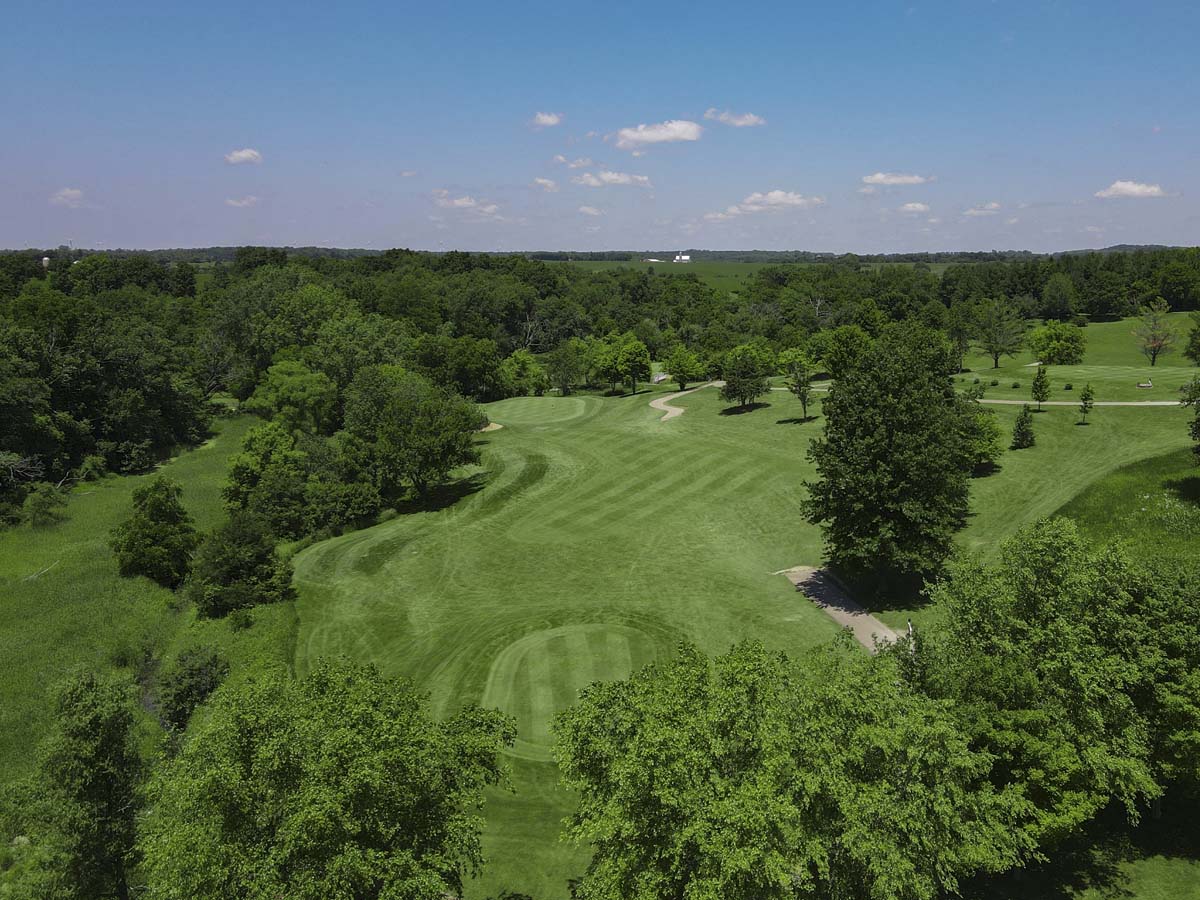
(291, 381, 1193, 898)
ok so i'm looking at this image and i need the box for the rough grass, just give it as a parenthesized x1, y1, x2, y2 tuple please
(0, 414, 297, 779)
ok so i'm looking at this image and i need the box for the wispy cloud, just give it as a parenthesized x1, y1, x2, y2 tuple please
(49, 187, 85, 208)
(703, 108, 766, 127)
(432, 189, 504, 220)
(553, 155, 594, 169)
(705, 189, 825, 221)
(572, 170, 651, 188)
(225, 196, 259, 208)
(899, 202, 930, 213)
(963, 201, 1001, 217)
(862, 171, 932, 185)
(532, 177, 559, 192)
(578, 206, 603, 216)
(1094, 180, 1167, 199)
(614, 119, 702, 150)
(532, 111, 563, 127)
(400, 170, 417, 177)
(224, 148, 263, 165)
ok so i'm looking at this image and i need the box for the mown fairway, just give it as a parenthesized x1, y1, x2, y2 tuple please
(290, 373, 1194, 898)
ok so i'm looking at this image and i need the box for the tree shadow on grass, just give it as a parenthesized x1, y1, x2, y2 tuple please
(393, 474, 487, 515)
(776, 416, 816, 425)
(719, 402, 771, 416)
(1166, 474, 1200, 505)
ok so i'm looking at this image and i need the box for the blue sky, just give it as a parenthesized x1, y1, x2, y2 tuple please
(2, 0, 1197, 252)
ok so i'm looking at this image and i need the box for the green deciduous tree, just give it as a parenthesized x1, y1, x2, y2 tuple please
(1011, 404, 1035, 449)
(1031, 366, 1050, 411)
(920, 520, 1169, 853)
(1135, 297, 1178, 366)
(109, 476, 198, 588)
(1182, 376, 1200, 464)
(1078, 382, 1095, 424)
(803, 323, 974, 588)
(344, 366, 484, 498)
(664, 344, 704, 392)
(546, 337, 586, 395)
(186, 511, 294, 618)
(500, 349, 549, 396)
(812, 324, 872, 380)
(2, 671, 143, 900)
(718, 344, 773, 408)
(140, 660, 515, 900)
(555, 640, 1022, 900)
(1184, 311, 1200, 365)
(616, 338, 652, 394)
(1029, 321, 1086, 365)
(974, 299, 1026, 368)
(245, 360, 339, 434)
(777, 347, 817, 420)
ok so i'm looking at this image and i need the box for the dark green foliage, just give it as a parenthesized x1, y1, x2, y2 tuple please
(777, 347, 817, 419)
(1040, 272, 1078, 319)
(1183, 376, 1200, 463)
(718, 344, 773, 407)
(961, 401, 1004, 472)
(500, 349, 549, 396)
(139, 659, 515, 900)
(545, 338, 587, 395)
(186, 512, 294, 618)
(1029, 321, 1086, 364)
(616, 338, 651, 393)
(22, 482, 67, 527)
(810, 324, 872, 380)
(1031, 366, 1050, 410)
(919, 520, 1194, 852)
(0, 670, 142, 899)
(804, 323, 974, 586)
(1185, 311, 1200, 365)
(344, 366, 484, 497)
(1011, 404, 1036, 448)
(156, 645, 229, 731)
(244, 360, 338, 434)
(109, 476, 199, 588)
(555, 641, 1022, 900)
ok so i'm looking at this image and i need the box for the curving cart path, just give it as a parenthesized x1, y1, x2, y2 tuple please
(649, 381, 721, 421)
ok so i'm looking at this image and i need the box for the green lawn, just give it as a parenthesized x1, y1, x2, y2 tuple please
(962, 313, 1197, 402)
(0, 414, 296, 780)
(290, 379, 1194, 898)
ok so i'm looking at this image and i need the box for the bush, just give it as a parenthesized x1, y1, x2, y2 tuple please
(22, 483, 67, 527)
(990, 379, 999, 386)
(110, 476, 199, 588)
(1012, 381, 1020, 389)
(186, 512, 295, 618)
(228, 608, 253, 631)
(157, 646, 229, 731)
(75, 455, 108, 481)
(1064, 383, 1073, 391)
(1029, 321, 1086, 365)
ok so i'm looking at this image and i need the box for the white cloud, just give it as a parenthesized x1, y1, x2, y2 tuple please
(614, 119, 702, 150)
(862, 171, 932, 185)
(578, 206, 603, 216)
(49, 187, 84, 208)
(1094, 180, 1167, 199)
(963, 201, 1001, 217)
(532, 111, 563, 127)
(704, 107, 766, 127)
(705, 189, 825, 221)
(858, 185, 877, 195)
(532, 177, 559, 192)
(225, 195, 259, 208)
(926, 217, 942, 225)
(553, 154, 594, 169)
(432, 189, 503, 219)
(1084, 225, 1105, 234)
(1005, 217, 1020, 225)
(400, 170, 417, 177)
(899, 202, 930, 213)
(572, 170, 651, 188)
(224, 148, 263, 165)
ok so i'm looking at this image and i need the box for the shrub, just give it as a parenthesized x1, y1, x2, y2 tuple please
(22, 483, 67, 527)
(1029, 321, 1086, 365)
(1012, 381, 1020, 389)
(157, 645, 229, 731)
(228, 608, 253, 631)
(110, 476, 199, 588)
(1064, 383, 1073, 391)
(186, 512, 295, 618)
(990, 379, 999, 386)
